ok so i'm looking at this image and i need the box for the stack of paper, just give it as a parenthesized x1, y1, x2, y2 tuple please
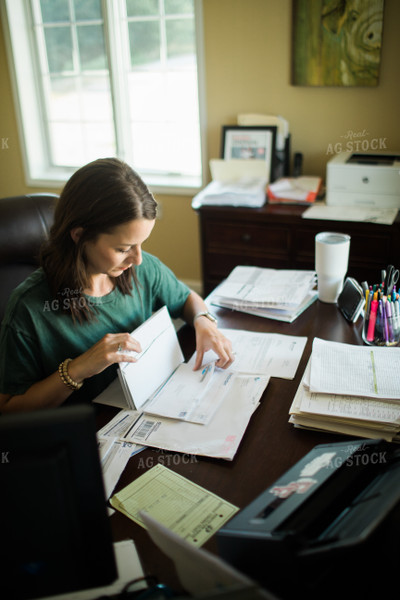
(289, 338, 400, 442)
(267, 176, 322, 204)
(211, 266, 317, 323)
(191, 176, 267, 209)
(95, 308, 307, 460)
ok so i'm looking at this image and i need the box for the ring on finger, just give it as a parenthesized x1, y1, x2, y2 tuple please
(117, 343, 122, 352)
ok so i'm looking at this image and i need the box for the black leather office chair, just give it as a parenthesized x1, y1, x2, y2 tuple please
(0, 193, 58, 322)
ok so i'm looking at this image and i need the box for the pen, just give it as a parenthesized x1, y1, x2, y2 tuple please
(364, 287, 370, 311)
(382, 298, 389, 344)
(385, 300, 394, 344)
(392, 299, 400, 338)
(366, 299, 378, 342)
(375, 299, 383, 344)
(366, 290, 372, 318)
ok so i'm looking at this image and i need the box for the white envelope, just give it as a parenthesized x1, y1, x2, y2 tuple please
(122, 373, 269, 460)
(118, 306, 184, 409)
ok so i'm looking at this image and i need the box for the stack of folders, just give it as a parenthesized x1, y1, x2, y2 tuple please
(211, 266, 317, 323)
(289, 338, 400, 442)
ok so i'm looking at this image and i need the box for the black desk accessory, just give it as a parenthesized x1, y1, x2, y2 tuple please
(337, 276, 364, 322)
(217, 438, 400, 599)
(0, 405, 117, 600)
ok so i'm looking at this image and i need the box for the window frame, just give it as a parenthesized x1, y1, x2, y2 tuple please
(1, 0, 207, 194)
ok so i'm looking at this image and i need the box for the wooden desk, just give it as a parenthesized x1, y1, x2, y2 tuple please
(98, 299, 365, 594)
(195, 203, 400, 296)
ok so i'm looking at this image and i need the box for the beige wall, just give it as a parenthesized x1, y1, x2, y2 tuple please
(1, 0, 399, 289)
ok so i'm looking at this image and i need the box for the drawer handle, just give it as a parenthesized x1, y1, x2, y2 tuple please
(242, 233, 252, 242)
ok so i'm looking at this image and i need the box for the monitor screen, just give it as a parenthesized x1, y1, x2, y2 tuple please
(0, 404, 117, 600)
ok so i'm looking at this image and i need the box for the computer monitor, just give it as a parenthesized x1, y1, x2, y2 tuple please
(0, 404, 117, 600)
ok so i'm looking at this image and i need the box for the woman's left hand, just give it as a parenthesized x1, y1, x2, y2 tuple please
(192, 316, 234, 371)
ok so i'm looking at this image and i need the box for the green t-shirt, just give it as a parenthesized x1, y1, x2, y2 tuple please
(0, 252, 190, 403)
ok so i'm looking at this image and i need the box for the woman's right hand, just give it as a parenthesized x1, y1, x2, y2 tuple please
(68, 332, 142, 384)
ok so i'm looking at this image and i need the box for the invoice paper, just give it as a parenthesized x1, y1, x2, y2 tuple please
(110, 464, 239, 547)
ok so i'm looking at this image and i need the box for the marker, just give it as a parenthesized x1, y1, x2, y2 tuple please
(367, 299, 378, 342)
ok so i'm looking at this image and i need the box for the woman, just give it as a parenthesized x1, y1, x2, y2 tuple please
(0, 158, 234, 412)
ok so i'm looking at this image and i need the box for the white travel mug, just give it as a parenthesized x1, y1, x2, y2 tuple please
(315, 232, 350, 303)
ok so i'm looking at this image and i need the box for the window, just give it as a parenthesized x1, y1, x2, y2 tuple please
(1, 0, 205, 192)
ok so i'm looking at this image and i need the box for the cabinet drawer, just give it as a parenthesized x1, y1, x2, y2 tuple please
(295, 226, 391, 264)
(203, 220, 290, 256)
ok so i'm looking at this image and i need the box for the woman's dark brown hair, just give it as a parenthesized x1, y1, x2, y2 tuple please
(40, 157, 157, 321)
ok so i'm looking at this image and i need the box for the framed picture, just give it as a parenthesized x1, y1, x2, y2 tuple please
(221, 125, 277, 181)
(292, 0, 385, 86)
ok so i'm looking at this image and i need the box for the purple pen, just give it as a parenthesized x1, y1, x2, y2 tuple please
(385, 300, 394, 344)
(382, 300, 389, 344)
(375, 299, 383, 344)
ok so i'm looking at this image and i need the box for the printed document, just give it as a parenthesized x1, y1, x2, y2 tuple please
(191, 329, 307, 380)
(211, 266, 317, 323)
(110, 464, 239, 547)
(110, 307, 229, 425)
(213, 266, 316, 308)
(309, 338, 400, 399)
(95, 312, 307, 459)
(120, 373, 268, 460)
(98, 438, 142, 499)
(293, 361, 400, 426)
(289, 342, 400, 442)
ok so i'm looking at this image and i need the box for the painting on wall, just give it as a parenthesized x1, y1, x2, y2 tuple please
(292, 0, 385, 86)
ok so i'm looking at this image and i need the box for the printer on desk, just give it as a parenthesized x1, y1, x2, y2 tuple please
(326, 151, 400, 208)
(217, 438, 400, 599)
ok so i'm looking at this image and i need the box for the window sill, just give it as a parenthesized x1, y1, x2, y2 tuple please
(25, 167, 204, 197)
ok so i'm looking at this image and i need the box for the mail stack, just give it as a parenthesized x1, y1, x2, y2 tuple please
(289, 337, 400, 442)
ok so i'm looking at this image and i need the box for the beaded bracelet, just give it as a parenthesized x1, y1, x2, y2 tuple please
(58, 358, 83, 390)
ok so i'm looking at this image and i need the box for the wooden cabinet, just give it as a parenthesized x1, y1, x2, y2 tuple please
(195, 203, 400, 296)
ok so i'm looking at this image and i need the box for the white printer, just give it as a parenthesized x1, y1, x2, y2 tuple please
(326, 151, 400, 208)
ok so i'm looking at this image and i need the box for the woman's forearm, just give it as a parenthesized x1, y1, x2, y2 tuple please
(0, 371, 74, 413)
(182, 290, 209, 324)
